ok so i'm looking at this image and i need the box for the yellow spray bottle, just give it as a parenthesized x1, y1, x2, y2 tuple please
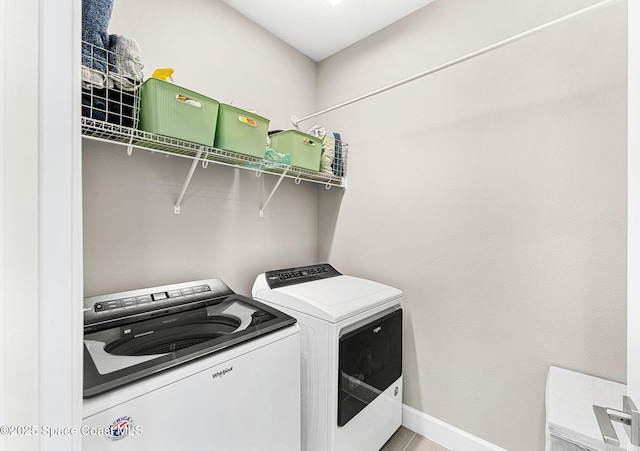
(151, 68, 175, 83)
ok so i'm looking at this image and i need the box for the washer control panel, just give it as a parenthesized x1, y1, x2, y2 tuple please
(265, 263, 341, 289)
(92, 284, 212, 313)
(83, 278, 235, 331)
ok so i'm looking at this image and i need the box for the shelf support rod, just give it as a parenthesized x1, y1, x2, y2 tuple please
(259, 168, 290, 217)
(126, 128, 135, 156)
(174, 147, 204, 214)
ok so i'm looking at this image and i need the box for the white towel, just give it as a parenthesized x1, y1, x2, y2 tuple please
(108, 34, 144, 90)
(308, 125, 336, 174)
(322, 132, 336, 175)
(82, 65, 107, 89)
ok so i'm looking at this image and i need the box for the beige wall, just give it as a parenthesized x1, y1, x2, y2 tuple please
(84, 0, 319, 297)
(317, 1, 627, 449)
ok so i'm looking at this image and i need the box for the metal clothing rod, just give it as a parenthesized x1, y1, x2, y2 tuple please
(291, 0, 622, 127)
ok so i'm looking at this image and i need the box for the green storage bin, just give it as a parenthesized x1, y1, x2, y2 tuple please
(214, 104, 269, 158)
(269, 130, 322, 172)
(138, 78, 219, 146)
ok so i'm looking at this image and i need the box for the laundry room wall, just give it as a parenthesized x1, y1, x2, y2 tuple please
(83, 0, 319, 297)
(316, 0, 627, 450)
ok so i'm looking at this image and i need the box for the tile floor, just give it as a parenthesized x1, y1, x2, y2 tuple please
(380, 426, 450, 451)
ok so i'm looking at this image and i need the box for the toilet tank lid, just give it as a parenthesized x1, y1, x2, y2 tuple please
(545, 366, 627, 450)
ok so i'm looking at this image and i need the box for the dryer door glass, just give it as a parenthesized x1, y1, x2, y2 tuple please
(338, 309, 402, 426)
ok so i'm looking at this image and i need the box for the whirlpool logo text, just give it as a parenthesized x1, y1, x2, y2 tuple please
(211, 366, 233, 380)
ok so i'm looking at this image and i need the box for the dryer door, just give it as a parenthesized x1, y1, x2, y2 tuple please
(338, 309, 402, 426)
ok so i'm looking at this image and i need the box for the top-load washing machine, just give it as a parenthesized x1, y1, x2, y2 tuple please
(83, 277, 301, 451)
(252, 264, 403, 451)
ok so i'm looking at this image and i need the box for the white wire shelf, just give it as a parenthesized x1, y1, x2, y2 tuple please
(81, 118, 348, 215)
(81, 118, 346, 186)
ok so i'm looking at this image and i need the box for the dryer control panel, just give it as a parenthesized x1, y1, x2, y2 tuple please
(265, 263, 341, 289)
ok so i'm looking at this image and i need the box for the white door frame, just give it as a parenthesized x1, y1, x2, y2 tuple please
(2, 0, 83, 450)
(2, 1, 44, 450)
(628, 0, 639, 419)
(38, 0, 84, 449)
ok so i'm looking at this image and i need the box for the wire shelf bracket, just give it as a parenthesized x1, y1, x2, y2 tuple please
(260, 167, 290, 218)
(174, 147, 205, 214)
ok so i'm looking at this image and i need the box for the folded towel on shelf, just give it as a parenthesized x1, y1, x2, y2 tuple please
(321, 153, 333, 175)
(103, 34, 143, 127)
(81, 0, 114, 74)
(82, 87, 107, 121)
(308, 126, 346, 176)
(81, 0, 114, 122)
(107, 88, 137, 127)
(108, 34, 144, 89)
(332, 131, 344, 177)
(322, 133, 335, 175)
(309, 125, 334, 175)
(81, 66, 107, 89)
(81, 67, 108, 121)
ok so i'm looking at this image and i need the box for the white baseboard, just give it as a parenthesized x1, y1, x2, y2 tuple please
(402, 404, 506, 451)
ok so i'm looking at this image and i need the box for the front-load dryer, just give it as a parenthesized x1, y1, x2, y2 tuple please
(83, 278, 300, 450)
(252, 264, 403, 451)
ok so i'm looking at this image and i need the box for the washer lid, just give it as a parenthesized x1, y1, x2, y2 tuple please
(83, 291, 296, 398)
(254, 275, 402, 323)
